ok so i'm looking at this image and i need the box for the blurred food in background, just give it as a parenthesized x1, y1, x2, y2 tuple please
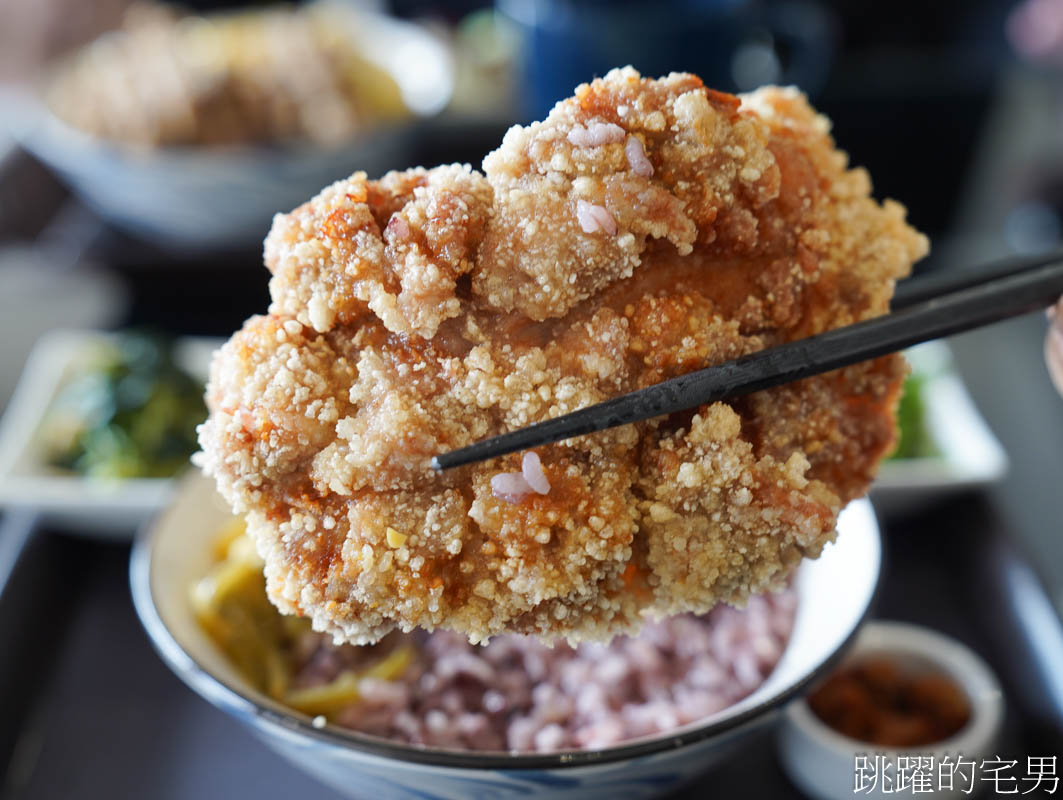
(5, 1, 453, 249)
(0, 329, 216, 535)
(0, 0, 132, 83)
(45, 2, 410, 149)
(41, 330, 205, 479)
(447, 8, 519, 117)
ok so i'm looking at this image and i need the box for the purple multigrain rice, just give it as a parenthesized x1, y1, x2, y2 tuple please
(567, 122, 626, 147)
(296, 588, 797, 753)
(490, 453, 550, 504)
(386, 214, 410, 241)
(625, 135, 654, 177)
(521, 452, 550, 495)
(576, 199, 618, 235)
(490, 471, 534, 503)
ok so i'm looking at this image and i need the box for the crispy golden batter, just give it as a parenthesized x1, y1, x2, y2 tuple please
(198, 68, 927, 644)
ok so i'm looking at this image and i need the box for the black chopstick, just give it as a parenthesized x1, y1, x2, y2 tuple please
(432, 254, 1063, 471)
(892, 250, 1063, 309)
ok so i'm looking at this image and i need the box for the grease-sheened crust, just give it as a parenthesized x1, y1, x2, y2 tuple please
(198, 68, 928, 644)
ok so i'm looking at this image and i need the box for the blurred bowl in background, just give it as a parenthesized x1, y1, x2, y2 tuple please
(131, 472, 882, 799)
(6, 7, 453, 251)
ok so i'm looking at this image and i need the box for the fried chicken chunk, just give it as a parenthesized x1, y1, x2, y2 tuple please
(198, 68, 928, 645)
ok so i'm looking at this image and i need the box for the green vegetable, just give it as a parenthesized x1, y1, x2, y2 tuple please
(889, 373, 937, 460)
(45, 332, 207, 479)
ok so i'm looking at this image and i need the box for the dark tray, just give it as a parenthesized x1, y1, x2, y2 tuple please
(0, 490, 1057, 800)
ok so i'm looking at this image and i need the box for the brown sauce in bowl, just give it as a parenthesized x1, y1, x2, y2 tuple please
(808, 656, 971, 747)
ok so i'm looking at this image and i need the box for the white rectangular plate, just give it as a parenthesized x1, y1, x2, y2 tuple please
(871, 341, 1009, 516)
(0, 329, 220, 540)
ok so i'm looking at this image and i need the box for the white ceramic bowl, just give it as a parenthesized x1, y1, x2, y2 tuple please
(131, 472, 884, 799)
(6, 8, 453, 250)
(778, 621, 1005, 800)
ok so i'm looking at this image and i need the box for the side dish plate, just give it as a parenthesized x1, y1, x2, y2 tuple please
(0, 329, 219, 539)
(872, 341, 1009, 515)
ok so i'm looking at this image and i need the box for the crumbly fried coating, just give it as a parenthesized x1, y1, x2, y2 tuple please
(198, 67, 927, 644)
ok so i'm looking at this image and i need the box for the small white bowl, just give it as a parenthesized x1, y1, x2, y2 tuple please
(778, 621, 1004, 800)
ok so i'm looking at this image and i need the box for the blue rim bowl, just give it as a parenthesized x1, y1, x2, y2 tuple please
(131, 472, 881, 799)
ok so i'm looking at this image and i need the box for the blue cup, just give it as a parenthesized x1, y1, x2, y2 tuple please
(498, 0, 837, 119)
